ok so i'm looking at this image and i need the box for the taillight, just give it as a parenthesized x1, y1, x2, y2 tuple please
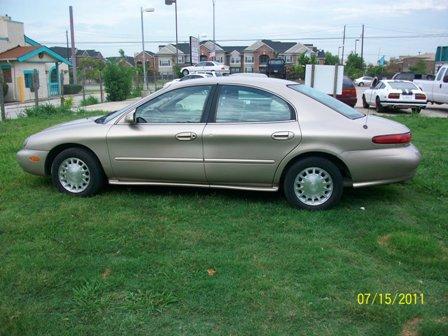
(415, 93, 426, 100)
(388, 93, 400, 99)
(372, 132, 411, 144)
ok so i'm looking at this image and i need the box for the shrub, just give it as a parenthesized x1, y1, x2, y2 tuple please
(63, 84, 83, 95)
(2, 81, 7, 96)
(80, 96, 99, 106)
(103, 63, 133, 101)
(63, 96, 74, 109)
(24, 104, 71, 117)
(129, 86, 142, 98)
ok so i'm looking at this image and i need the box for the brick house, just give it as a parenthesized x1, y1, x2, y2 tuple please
(134, 50, 157, 74)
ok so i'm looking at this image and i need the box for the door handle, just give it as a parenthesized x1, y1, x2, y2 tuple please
(175, 132, 197, 141)
(271, 131, 294, 140)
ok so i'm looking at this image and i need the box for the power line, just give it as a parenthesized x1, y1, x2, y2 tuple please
(41, 33, 448, 45)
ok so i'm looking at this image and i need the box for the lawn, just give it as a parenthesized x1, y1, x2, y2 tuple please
(0, 112, 447, 336)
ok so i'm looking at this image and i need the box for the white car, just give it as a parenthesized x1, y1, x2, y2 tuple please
(362, 80, 427, 113)
(354, 76, 374, 87)
(163, 73, 213, 88)
(229, 73, 268, 78)
(180, 61, 230, 76)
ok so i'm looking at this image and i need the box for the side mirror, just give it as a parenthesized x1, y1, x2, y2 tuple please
(443, 75, 448, 83)
(124, 111, 136, 124)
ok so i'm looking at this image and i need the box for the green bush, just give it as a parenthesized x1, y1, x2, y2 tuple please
(2, 81, 7, 96)
(173, 64, 182, 78)
(24, 104, 71, 117)
(103, 63, 133, 101)
(63, 84, 83, 95)
(80, 96, 99, 107)
(62, 96, 74, 109)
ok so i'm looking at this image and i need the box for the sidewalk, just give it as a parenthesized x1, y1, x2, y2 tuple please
(82, 97, 141, 112)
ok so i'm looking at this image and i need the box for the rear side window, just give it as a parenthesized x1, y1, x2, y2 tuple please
(289, 84, 364, 120)
(215, 85, 294, 123)
(343, 77, 354, 88)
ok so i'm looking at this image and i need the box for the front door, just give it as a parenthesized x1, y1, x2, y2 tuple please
(203, 85, 301, 188)
(434, 67, 448, 103)
(49, 67, 59, 96)
(107, 85, 213, 183)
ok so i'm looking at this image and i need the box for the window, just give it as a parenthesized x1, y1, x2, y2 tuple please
(389, 82, 418, 90)
(2, 67, 12, 83)
(135, 85, 212, 123)
(159, 59, 171, 67)
(24, 71, 34, 88)
(245, 67, 253, 73)
(195, 62, 206, 67)
(215, 85, 293, 123)
(374, 81, 384, 89)
(177, 56, 183, 64)
(288, 84, 364, 120)
(245, 56, 254, 63)
(231, 57, 240, 64)
(436, 68, 445, 81)
(205, 62, 214, 66)
(286, 55, 293, 63)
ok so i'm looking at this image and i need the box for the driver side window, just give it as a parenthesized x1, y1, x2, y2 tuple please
(135, 85, 212, 123)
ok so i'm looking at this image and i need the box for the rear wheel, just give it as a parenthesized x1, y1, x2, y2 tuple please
(51, 148, 105, 196)
(283, 157, 343, 211)
(362, 95, 369, 108)
(375, 96, 384, 112)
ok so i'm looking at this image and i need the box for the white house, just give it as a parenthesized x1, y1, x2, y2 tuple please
(0, 15, 71, 102)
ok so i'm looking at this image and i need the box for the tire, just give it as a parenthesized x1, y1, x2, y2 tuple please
(51, 148, 105, 196)
(182, 69, 189, 76)
(283, 157, 343, 211)
(362, 95, 369, 108)
(375, 96, 384, 113)
(359, 82, 364, 87)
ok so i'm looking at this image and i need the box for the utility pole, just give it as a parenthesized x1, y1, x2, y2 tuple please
(69, 6, 77, 84)
(65, 30, 69, 59)
(341, 24, 346, 64)
(140, 7, 147, 90)
(212, 0, 216, 61)
(360, 24, 365, 66)
(175, 0, 178, 66)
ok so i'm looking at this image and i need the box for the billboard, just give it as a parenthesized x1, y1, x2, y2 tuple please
(189, 36, 199, 65)
(305, 64, 344, 95)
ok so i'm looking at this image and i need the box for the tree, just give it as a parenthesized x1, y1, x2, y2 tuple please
(324, 52, 339, 65)
(77, 57, 105, 81)
(103, 63, 133, 101)
(409, 59, 427, 74)
(345, 53, 365, 79)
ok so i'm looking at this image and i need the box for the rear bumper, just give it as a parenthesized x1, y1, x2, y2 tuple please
(16, 149, 49, 176)
(380, 100, 427, 108)
(342, 144, 421, 188)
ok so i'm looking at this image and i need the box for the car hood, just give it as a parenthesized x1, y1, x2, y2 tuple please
(43, 116, 102, 132)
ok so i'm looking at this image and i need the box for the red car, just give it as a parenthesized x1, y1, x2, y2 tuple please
(336, 76, 357, 107)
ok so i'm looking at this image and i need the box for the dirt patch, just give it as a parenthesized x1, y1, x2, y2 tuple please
(377, 234, 390, 247)
(401, 317, 422, 336)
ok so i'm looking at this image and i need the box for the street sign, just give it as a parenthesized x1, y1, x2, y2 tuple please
(190, 36, 199, 65)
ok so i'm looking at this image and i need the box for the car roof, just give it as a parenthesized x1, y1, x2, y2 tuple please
(382, 79, 415, 84)
(167, 75, 296, 90)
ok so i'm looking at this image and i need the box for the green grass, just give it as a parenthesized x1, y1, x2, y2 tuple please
(0, 113, 447, 336)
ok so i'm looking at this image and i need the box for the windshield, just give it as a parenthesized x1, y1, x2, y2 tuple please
(389, 82, 418, 90)
(288, 84, 364, 119)
(269, 60, 284, 65)
(95, 107, 128, 124)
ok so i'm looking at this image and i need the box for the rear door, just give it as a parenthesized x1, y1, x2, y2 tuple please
(202, 84, 301, 188)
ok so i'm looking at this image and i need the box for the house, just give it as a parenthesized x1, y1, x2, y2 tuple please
(134, 50, 157, 73)
(156, 43, 190, 75)
(106, 56, 135, 67)
(389, 53, 436, 74)
(0, 15, 71, 102)
(222, 46, 246, 73)
(200, 40, 225, 64)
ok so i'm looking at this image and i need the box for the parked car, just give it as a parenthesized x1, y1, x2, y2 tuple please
(414, 64, 448, 104)
(180, 61, 230, 76)
(354, 76, 374, 86)
(229, 73, 268, 78)
(336, 76, 357, 107)
(163, 73, 214, 88)
(266, 58, 286, 79)
(362, 80, 427, 113)
(17, 77, 421, 210)
(392, 72, 435, 81)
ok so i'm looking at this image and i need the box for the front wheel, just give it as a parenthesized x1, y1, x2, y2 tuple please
(182, 69, 189, 76)
(362, 95, 369, 108)
(51, 148, 105, 196)
(283, 157, 343, 210)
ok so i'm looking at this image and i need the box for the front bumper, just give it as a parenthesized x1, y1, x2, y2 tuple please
(16, 149, 49, 176)
(342, 144, 421, 188)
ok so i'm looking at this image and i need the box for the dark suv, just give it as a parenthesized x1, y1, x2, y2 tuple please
(266, 58, 286, 79)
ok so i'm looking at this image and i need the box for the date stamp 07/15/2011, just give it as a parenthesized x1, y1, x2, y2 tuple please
(356, 293, 425, 305)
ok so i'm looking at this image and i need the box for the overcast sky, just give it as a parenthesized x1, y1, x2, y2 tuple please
(3, 0, 448, 63)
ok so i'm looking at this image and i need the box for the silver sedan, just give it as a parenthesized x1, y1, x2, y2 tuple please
(17, 76, 421, 210)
